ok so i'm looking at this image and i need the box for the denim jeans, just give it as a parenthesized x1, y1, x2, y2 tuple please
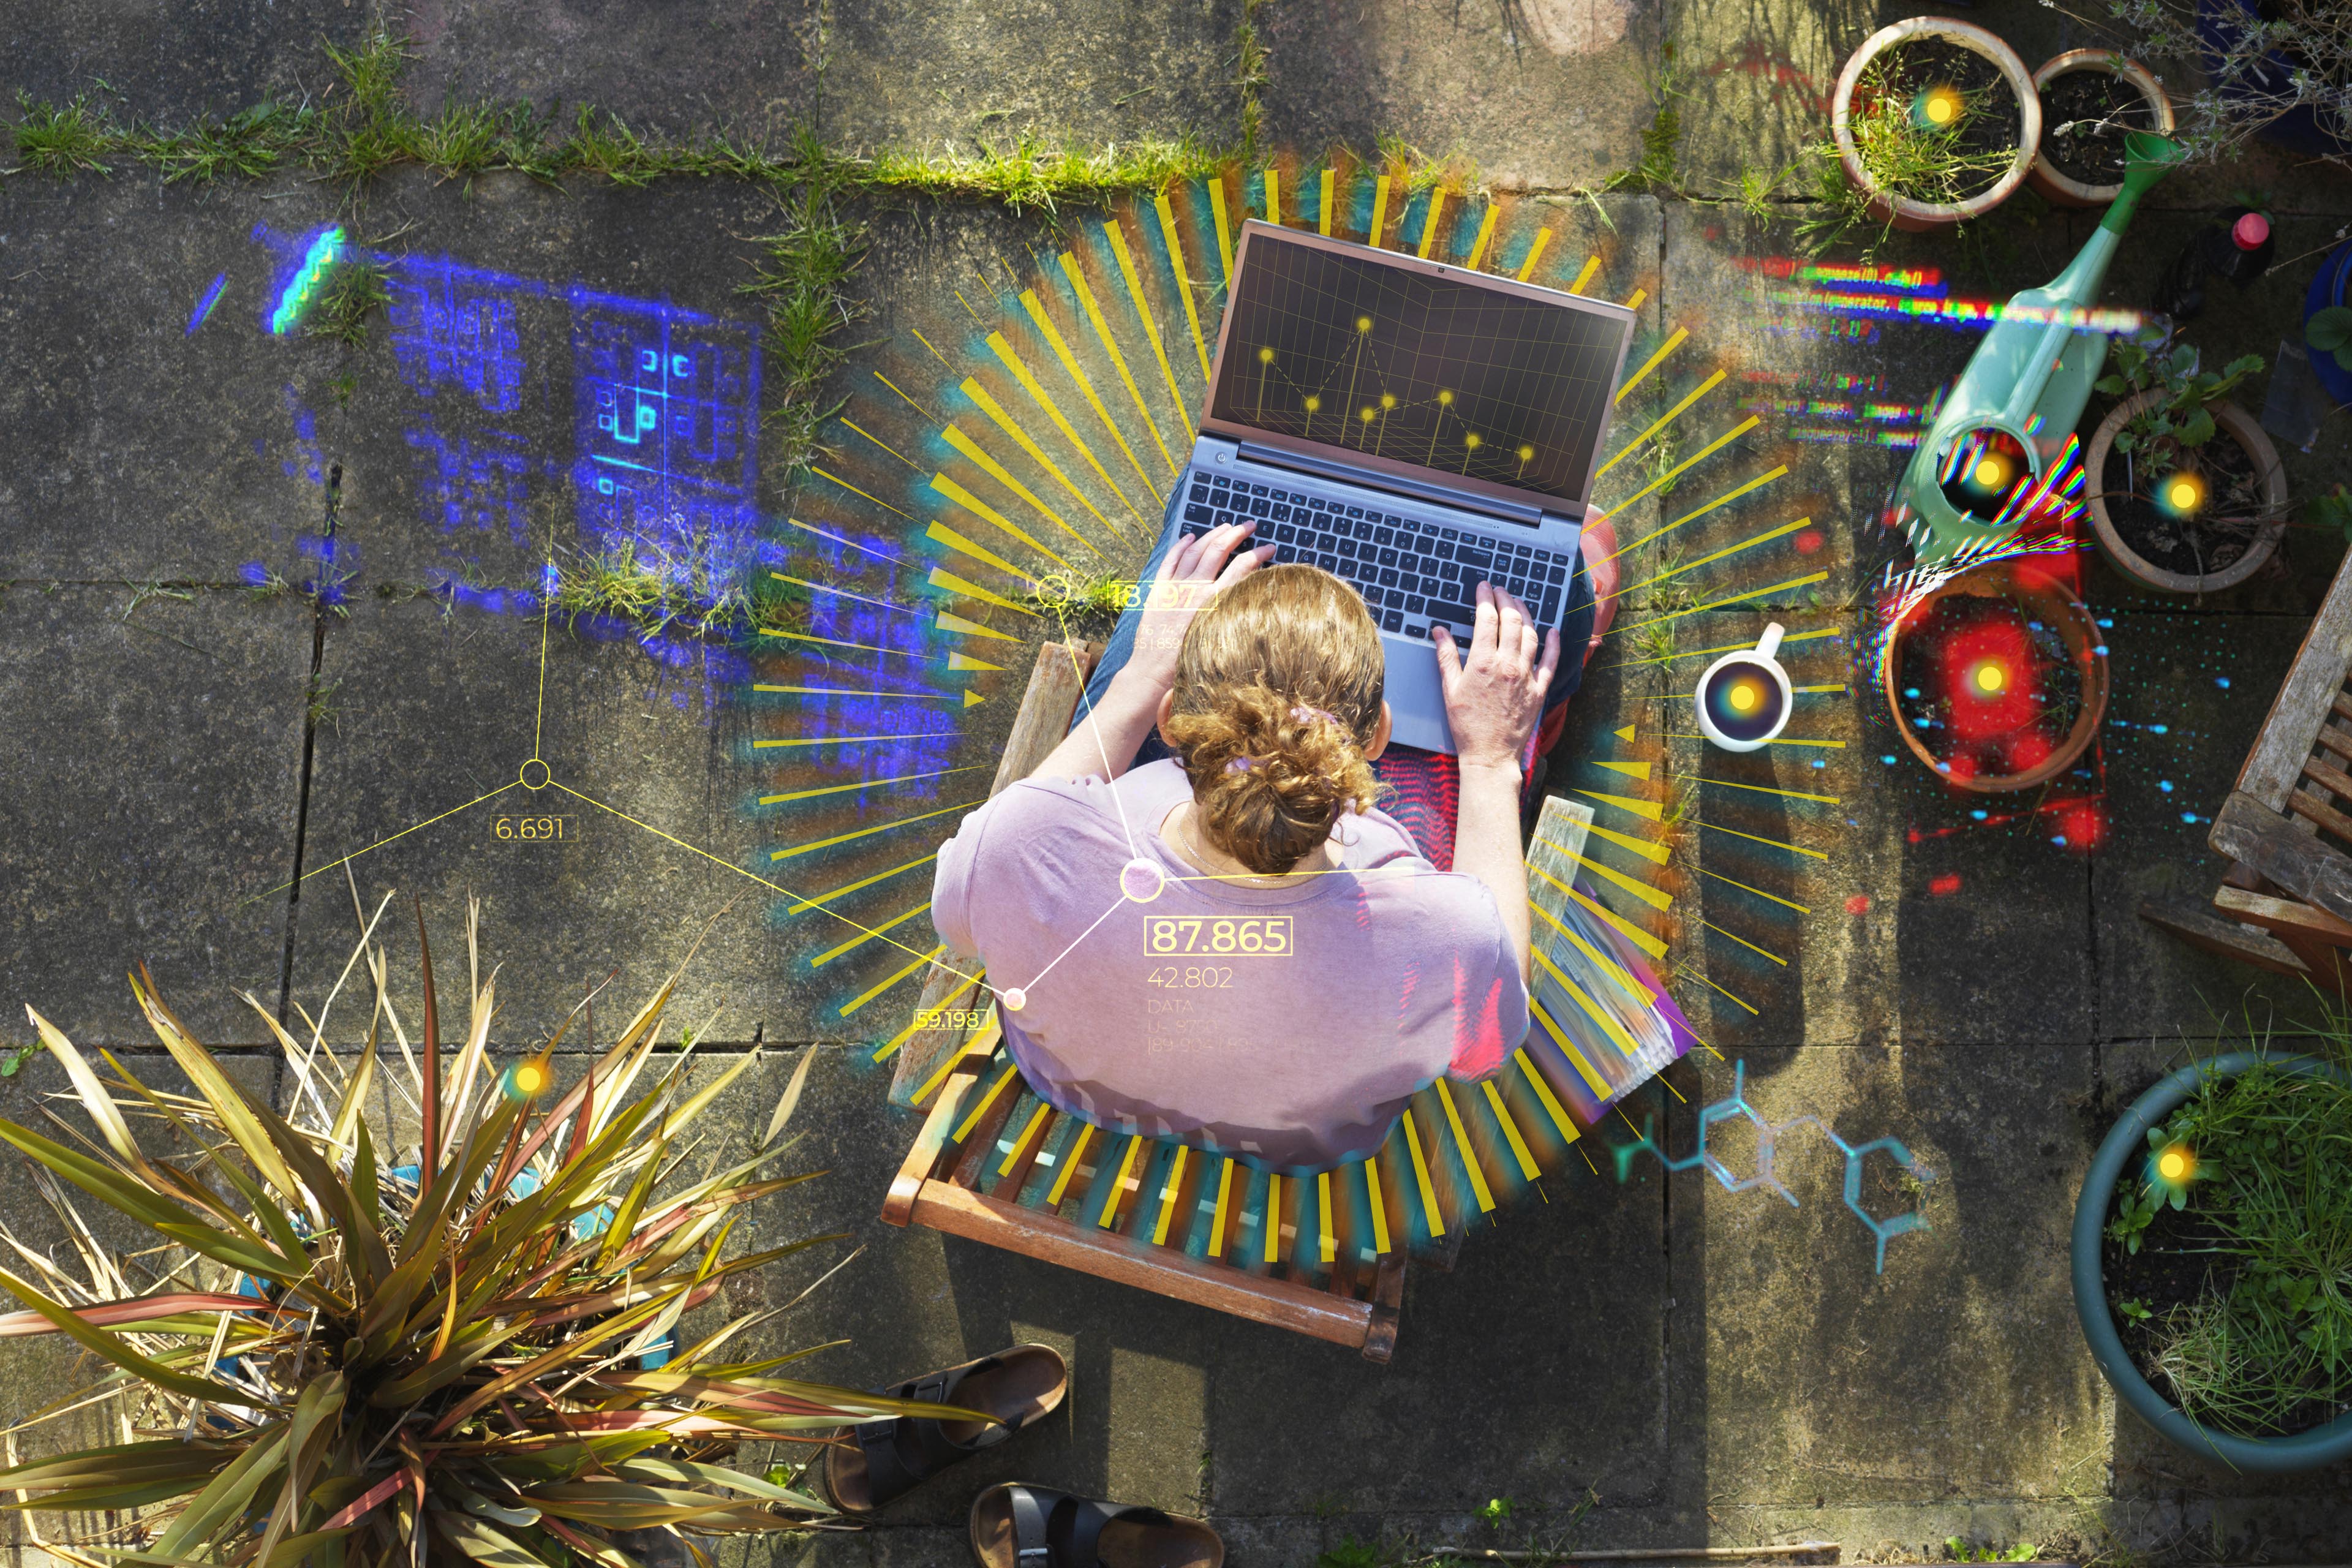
(1078, 524, 1596, 766)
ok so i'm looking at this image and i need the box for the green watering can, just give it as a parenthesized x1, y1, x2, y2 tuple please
(1898, 132, 2188, 565)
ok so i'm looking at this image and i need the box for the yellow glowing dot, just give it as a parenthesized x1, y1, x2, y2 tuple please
(1438, 390, 1455, 406)
(1360, 406, 1377, 422)
(1381, 393, 1397, 409)
(1517, 444, 1536, 462)
(1923, 88, 1960, 125)
(1973, 458, 2007, 488)
(1728, 682, 1759, 713)
(1972, 662, 2007, 695)
(511, 1062, 547, 1095)
(1356, 315, 1373, 333)
(1303, 396, 1321, 412)
(2167, 477, 2203, 510)
(1464, 432, 1482, 449)
(1257, 346, 1275, 363)
(2158, 1148, 2188, 1180)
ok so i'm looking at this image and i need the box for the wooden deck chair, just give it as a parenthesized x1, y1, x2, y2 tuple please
(2143, 553, 2352, 995)
(881, 641, 1694, 1361)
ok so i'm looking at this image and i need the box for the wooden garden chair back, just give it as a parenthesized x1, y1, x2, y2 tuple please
(2143, 552, 2352, 993)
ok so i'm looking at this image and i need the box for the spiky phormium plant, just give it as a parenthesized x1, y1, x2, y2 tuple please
(0, 897, 971, 1567)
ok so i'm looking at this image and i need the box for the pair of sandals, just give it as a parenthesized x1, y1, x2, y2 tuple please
(823, 1343, 1224, 1568)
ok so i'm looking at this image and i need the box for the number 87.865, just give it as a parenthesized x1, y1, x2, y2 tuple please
(1142, 915, 1291, 956)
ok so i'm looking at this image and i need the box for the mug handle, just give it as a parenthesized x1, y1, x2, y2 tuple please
(1755, 621, 1785, 663)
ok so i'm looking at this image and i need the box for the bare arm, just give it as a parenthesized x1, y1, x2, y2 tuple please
(1028, 520, 1271, 782)
(1431, 582, 1562, 982)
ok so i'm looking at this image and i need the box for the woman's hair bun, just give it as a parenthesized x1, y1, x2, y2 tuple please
(1166, 686, 1379, 875)
(1159, 564, 1385, 876)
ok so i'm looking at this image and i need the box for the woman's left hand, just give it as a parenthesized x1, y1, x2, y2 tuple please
(1125, 521, 1274, 695)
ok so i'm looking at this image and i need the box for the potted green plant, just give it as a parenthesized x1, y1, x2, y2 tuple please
(2084, 340, 2287, 593)
(2027, 50, 2177, 206)
(1813, 17, 2042, 244)
(0, 905, 969, 1564)
(2071, 1046, 2352, 1471)
(2307, 296, 2352, 404)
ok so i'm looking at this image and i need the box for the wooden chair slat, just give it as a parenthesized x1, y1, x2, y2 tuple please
(1044, 1121, 1103, 1216)
(1193, 1154, 1237, 1261)
(1513, 1045, 1583, 1145)
(898, 1179, 1384, 1351)
(1149, 1142, 1196, 1248)
(2315, 719, 2352, 764)
(1397, 1101, 1449, 1246)
(2141, 897, 2311, 979)
(2236, 560, 2352, 810)
(1432, 1079, 1499, 1215)
(2288, 783, 2352, 846)
(986, 1098, 1057, 1199)
(950, 1072, 1028, 1190)
(1481, 1079, 1542, 1182)
(1013, 1112, 1087, 1210)
(2304, 751, 2352, 810)
(1360, 1157, 1393, 1257)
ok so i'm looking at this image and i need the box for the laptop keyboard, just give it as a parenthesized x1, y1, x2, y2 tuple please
(1178, 469, 1570, 639)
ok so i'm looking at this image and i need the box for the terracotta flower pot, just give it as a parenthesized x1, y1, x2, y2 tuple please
(2085, 389, 2288, 594)
(1880, 559, 2109, 793)
(1831, 17, 2042, 233)
(2027, 49, 2178, 208)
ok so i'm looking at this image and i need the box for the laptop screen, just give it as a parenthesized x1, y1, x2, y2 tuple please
(1204, 225, 1632, 510)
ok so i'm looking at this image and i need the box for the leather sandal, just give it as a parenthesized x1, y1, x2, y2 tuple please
(822, 1344, 1069, 1513)
(969, 1482, 1224, 1568)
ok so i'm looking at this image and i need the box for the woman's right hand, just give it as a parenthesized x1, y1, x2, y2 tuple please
(1432, 582, 1562, 772)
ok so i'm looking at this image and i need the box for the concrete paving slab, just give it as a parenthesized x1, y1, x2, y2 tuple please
(0, 587, 307, 1046)
(0, 173, 350, 582)
(1675, 1039, 2106, 1509)
(3, 1, 369, 120)
(1669, 0, 1874, 194)
(287, 589, 993, 1047)
(663, 1049, 1669, 1526)
(1205, 1161, 1668, 1514)
(327, 165, 786, 594)
(819, 0, 1240, 159)
(1255, 0, 1661, 192)
(1603, 609, 1882, 1050)
(402, 0, 818, 145)
(2092, 611, 2318, 1042)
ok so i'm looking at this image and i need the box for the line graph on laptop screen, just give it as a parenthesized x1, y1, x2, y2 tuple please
(1210, 230, 1624, 502)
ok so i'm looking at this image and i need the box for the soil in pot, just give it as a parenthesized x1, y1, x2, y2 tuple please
(2101, 423, 2269, 580)
(2041, 67, 2161, 186)
(1891, 590, 2085, 783)
(1852, 40, 2024, 206)
(2098, 1057, 2352, 1438)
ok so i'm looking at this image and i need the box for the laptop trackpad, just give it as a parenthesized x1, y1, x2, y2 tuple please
(1381, 637, 1456, 755)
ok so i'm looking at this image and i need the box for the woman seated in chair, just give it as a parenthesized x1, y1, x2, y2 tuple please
(931, 516, 1615, 1171)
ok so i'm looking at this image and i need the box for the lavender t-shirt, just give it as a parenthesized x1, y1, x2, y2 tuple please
(930, 759, 1528, 1170)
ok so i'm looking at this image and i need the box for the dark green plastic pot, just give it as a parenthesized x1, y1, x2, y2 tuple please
(2071, 1051, 2352, 1471)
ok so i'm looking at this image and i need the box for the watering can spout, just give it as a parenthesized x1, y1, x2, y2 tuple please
(2102, 133, 2186, 236)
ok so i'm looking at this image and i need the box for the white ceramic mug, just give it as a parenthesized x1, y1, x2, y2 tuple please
(1694, 622, 1794, 753)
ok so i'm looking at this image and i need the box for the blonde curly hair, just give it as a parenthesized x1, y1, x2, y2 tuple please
(1161, 565, 1385, 875)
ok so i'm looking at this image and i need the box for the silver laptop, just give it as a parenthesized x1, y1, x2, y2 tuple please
(1170, 219, 1636, 754)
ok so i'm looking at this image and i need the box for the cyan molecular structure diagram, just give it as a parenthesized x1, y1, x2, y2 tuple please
(1611, 1060, 1934, 1272)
